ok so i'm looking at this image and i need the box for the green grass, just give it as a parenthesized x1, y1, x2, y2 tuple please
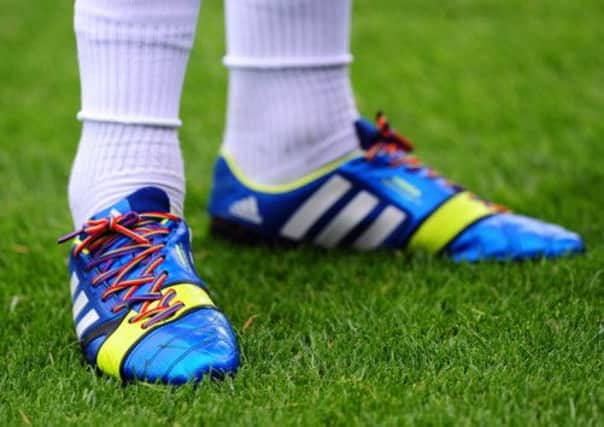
(1, 0, 603, 425)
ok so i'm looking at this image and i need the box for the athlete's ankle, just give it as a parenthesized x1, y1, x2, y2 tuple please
(68, 122, 185, 226)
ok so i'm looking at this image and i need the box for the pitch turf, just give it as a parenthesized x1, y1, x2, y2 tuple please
(1, 0, 603, 425)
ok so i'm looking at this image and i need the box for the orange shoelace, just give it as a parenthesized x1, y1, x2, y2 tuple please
(58, 212, 185, 328)
(365, 111, 508, 213)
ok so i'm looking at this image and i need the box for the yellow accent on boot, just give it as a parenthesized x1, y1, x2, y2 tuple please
(96, 284, 215, 378)
(408, 191, 496, 254)
(220, 148, 362, 194)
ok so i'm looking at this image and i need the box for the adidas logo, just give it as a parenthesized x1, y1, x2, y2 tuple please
(229, 196, 263, 224)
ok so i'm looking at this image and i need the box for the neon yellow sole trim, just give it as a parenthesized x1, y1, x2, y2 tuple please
(96, 284, 215, 378)
(220, 148, 362, 194)
(408, 192, 496, 254)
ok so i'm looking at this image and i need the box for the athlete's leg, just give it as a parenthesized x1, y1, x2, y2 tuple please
(63, 0, 239, 384)
(69, 0, 198, 226)
(222, 0, 359, 185)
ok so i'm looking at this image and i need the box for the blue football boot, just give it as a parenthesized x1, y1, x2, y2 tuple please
(59, 187, 239, 384)
(209, 112, 584, 261)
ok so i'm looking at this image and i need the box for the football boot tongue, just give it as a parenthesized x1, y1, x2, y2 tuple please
(354, 117, 381, 150)
(91, 186, 171, 221)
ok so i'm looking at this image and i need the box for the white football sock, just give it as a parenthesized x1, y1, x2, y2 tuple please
(69, 0, 201, 226)
(222, 0, 360, 185)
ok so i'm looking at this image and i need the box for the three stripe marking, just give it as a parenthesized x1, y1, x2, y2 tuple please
(70, 272, 99, 339)
(314, 191, 378, 248)
(354, 206, 407, 250)
(70, 272, 79, 297)
(76, 309, 100, 339)
(72, 291, 88, 319)
(281, 175, 352, 240)
(280, 175, 406, 248)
